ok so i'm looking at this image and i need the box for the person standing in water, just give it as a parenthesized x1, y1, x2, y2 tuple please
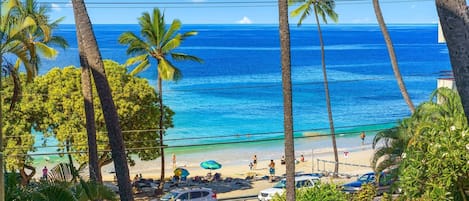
(360, 131, 366, 145)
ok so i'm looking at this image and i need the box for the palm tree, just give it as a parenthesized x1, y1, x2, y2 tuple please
(277, 0, 296, 199)
(289, 0, 340, 176)
(118, 8, 202, 192)
(16, 0, 69, 79)
(372, 0, 415, 114)
(76, 21, 100, 183)
(0, 0, 36, 199)
(436, 0, 469, 121)
(71, 0, 133, 200)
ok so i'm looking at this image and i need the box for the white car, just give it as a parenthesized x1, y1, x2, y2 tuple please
(159, 187, 217, 201)
(258, 175, 320, 201)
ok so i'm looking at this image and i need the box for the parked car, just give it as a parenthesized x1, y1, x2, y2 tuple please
(258, 175, 320, 201)
(159, 187, 217, 201)
(341, 172, 395, 195)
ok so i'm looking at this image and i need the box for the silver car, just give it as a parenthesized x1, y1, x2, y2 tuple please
(159, 187, 217, 201)
(258, 175, 320, 201)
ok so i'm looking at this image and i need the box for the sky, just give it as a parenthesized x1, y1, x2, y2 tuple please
(45, 0, 438, 24)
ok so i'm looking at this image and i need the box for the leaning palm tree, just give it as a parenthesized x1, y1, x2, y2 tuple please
(278, 0, 296, 199)
(71, 0, 133, 200)
(373, 0, 415, 114)
(289, 0, 340, 176)
(118, 8, 202, 192)
(0, 0, 36, 199)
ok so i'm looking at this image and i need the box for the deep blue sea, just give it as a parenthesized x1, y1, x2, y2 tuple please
(37, 24, 450, 153)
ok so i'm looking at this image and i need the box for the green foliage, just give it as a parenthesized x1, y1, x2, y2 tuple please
(271, 182, 348, 201)
(31, 60, 173, 168)
(397, 88, 469, 200)
(118, 7, 202, 80)
(71, 179, 117, 201)
(352, 183, 376, 201)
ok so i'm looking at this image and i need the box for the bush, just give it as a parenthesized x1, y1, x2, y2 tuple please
(272, 182, 347, 201)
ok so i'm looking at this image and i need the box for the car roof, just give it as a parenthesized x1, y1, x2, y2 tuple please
(281, 175, 320, 181)
(170, 187, 213, 193)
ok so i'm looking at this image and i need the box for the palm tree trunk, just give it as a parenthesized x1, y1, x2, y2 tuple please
(157, 76, 166, 192)
(278, 0, 296, 200)
(77, 23, 101, 183)
(373, 0, 415, 114)
(71, 1, 133, 200)
(0, 56, 4, 201)
(436, 0, 469, 122)
(314, 7, 339, 177)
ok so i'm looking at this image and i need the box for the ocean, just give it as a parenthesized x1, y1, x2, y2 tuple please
(34, 24, 450, 165)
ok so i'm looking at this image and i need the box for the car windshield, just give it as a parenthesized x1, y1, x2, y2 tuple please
(273, 180, 287, 188)
(160, 192, 179, 200)
(358, 174, 375, 182)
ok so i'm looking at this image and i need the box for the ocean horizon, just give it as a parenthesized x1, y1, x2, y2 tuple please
(31, 23, 450, 164)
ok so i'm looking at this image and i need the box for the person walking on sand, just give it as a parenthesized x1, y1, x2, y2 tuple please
(268, 160, 275, 182)
(360, 131, 366, 145)
(252, 155, 257, 169)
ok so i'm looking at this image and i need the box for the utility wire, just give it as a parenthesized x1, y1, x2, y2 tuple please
(6, 126, 390, 156)
(3, 121, 396, 150)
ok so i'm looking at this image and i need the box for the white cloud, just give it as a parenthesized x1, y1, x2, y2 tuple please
(51, 3, 61, 11)
(237, 16, 252, 24)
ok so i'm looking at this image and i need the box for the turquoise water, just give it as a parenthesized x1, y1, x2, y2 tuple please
(32, 24, 449, 158)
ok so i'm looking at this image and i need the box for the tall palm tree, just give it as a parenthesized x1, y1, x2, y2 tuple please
(373, 0, 415, 114)
(278, 0, 296, 199)
(76, 20, 100, 183)
(290, 0, 340, 176)
(435, 0, 469, 121)
(118, 8, 202, 192)
(71, 0, 133, 200)
(0, 0, 36, 199)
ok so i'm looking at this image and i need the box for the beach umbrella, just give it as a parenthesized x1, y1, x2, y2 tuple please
(200, 160, 222, 173)
(174, 167, 190, 177)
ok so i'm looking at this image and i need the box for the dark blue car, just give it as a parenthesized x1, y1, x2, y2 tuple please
(342, 172, 394, 195)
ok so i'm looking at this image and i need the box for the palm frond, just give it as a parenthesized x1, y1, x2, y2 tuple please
(171, 52, 203, 63)
(130, 57, 150, 75)
(162, 19, 181, 44)
(291, 1, 312, 26)
(35, 41, 58, 59)
(158, 58, 182, 81)
(161, 34, 182, 53)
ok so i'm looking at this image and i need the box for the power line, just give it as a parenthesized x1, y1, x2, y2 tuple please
(3, 121, 396, 150)
(5, 125, 392, 156)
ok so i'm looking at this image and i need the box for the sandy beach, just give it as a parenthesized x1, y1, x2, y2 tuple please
(99, 141, 375, 199)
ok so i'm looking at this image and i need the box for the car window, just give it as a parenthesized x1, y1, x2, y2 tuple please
(190, 191, 202, 199)
(201, 191, 209, 197)
(295, 180, 304, 188)
(303, 180, 313, 187)
(161, 192, 179, 200)
(178, 192, 189, 200)
(358, 174, 370, 182)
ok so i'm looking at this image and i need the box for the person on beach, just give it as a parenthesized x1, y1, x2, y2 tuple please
(300, 154, 305, 162)
(268, 160, 275, 182)
(360, 131, 366, 145)
(252, 155, 257, 169)
(281, 155, 285, 165)
(249, 162, 253, 170)
(42, 166, 48, 180)
(172, 153, 176, 169)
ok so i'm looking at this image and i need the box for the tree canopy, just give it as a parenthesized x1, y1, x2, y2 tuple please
(4, 60, 174, 179)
